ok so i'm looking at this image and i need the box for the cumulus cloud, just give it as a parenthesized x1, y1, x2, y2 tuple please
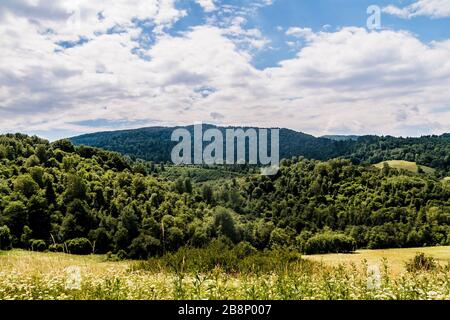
(196, 0, 217, 13)
(383, 0, 450, 19)
(286, 27, 315, 40)
(265, 28, 450, 135)
(0, 1, 450, 139)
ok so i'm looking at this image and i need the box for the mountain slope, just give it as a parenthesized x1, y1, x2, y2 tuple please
(70, 126, 450, 175)
(1, 133, 449, 258)
(71, 125, 344, 163)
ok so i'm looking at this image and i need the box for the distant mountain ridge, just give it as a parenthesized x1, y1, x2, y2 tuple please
(321, 135, 360, 141)
(70, 125, 450, 175)
(70, 124, 345, 163)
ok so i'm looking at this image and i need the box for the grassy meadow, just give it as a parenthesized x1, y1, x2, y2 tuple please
(374, 160, 436, 175)
(304, 246, 450, 274)
(1, 247, 450, 300)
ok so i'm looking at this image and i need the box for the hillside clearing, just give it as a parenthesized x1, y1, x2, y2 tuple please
(374, 160, 435, 174)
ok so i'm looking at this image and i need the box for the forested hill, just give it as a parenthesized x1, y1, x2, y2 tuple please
(70, 125, 343, 163)
(71, 126, 450, 175)
(0, 133, 449, 258)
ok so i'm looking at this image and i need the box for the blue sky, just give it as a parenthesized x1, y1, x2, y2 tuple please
(1, 0, 450, 140)
(169, 0, 450, 68)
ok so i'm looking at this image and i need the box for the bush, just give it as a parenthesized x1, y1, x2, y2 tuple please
(233, 241, 257, 259)
(405, 253, 437, 273)
(66, 238, 92, 255)
(132, 242, 306, 274)
(304, 231, 355, 254)
(48, 243, 64, 252)
(116, 249, 128, 260)
(0, 225, 12, 250)
(128, 234, 161, 259)
(213, 207, 240, 243)
(30, 239, 47, 252)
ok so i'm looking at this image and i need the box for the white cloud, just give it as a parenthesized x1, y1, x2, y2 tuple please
(0, 1, 450, 139)
(196, 0, 216, 13)
(383, 0, 450, 19)
(266, 27, 450, 135)
(0, 0, 186, 42)
(286, 27, 315, 41)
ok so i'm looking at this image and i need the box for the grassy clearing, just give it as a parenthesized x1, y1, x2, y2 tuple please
(304, 246, 450, 275)
(1, 248, 450, 300)
(374, 160, 435, 174)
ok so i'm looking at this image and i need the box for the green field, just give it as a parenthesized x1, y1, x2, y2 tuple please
(374, 160, 436, 174)
(1, 248, 449, 300)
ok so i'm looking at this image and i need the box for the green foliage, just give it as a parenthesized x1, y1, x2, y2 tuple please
(212, 207, 240, 243)
(13, 174, 39, 198)
(0, 226, 12, 250)
(70, 126, 450, 175)
(304, 231, 356, 254)
(133, 241, 304, 274)
(1, 201, 27, 239)
(405, 253, 437, 273)
(64, 174, 87, 202)
(128, 234, 161, 259)
(66, 238, 92, 255)
(20, 226, 33, 247)
(70, 125, 343, 164)
(0, 134, 449, 259)
(48, 243, 64, 252)
(52, 139, 75, 153)
(30, 239, 47, 252)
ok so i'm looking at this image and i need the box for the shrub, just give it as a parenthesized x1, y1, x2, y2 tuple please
(269, 227, 291, 248)
(116, 249, 128, 260)
(405, 253, 437, 273)
(233, 241, 257, 259)
(30, 239, 47, 252)
(304, 231, 356, 254)
(128, 234, 161, 259)
(66, 238, 92, 255)
(48, 243, 64, 252)
(132, 243, 306, 274)
(0, 225, 12, 250)
(213, 207, 240, 243)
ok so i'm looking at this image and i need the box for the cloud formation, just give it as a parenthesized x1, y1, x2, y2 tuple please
(196, 0, 217, 13)
(0, 0, 450, 139)
(383, 0, 450, 19)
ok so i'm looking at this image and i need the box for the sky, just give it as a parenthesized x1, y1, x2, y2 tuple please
(1, 0, 450, 140)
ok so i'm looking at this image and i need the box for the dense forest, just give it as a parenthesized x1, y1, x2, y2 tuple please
(70, 125, 346, 163)
(1, 134, 449, 259)
(70, 125, 450, 175)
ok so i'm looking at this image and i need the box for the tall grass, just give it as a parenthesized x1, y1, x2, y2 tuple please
(0, 249, 449, 300)
(130, 242, 308, 274)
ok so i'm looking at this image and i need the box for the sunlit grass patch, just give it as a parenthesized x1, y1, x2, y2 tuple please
(374, 160, 435, 174)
